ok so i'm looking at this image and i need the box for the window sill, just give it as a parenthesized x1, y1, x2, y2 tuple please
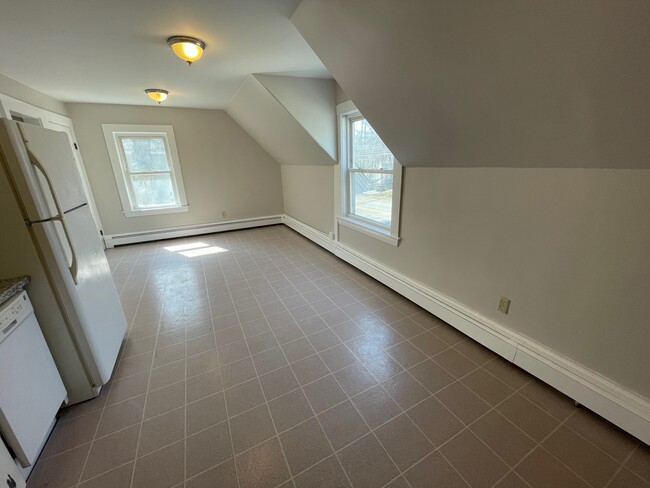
(337, 216, 400, 246)
(123, 205, 189, 218)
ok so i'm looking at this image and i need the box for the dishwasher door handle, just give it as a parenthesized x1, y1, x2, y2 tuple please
(2, 319, 18, 335)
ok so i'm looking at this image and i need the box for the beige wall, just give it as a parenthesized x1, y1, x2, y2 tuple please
(336, 167, 650, 399)
(0, 73, 67, 115)
(281, 165, 334, 234)
(66, 103, 284, 235)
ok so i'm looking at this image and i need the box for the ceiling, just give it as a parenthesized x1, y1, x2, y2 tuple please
(0, 0, 330, 109)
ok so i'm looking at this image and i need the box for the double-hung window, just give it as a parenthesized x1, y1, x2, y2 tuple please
(338, 102, 402, 245)
(102, 124, 188, 217)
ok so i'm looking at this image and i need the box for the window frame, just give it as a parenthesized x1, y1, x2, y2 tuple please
(336, 102, 402, 246)
(102, 124, 188, 217)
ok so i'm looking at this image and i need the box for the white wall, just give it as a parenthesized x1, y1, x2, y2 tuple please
(281, 165, 334, 234)
(0, 73, 67, 115)
(66, 103, 284, 236)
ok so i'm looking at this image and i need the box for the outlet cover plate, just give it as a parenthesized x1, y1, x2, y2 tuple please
(498, 296, 511, 314)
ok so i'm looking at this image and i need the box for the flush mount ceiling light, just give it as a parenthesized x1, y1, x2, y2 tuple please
(144, 89, 169, 104)
(167, 36, 206, 65)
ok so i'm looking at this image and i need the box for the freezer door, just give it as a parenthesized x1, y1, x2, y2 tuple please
(32, 204, 126, 385)
(17, 122, 87, 214)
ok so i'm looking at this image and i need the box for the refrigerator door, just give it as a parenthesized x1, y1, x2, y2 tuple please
(31, 204, 126, 385)
(17, 122, 87, 215)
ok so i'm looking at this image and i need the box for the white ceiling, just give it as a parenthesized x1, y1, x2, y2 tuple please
(0, 0, 330, 109)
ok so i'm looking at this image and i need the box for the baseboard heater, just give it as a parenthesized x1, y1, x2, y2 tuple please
(104, 215, 283, 248)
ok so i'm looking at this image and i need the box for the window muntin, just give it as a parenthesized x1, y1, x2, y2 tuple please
(346, 114, 398, 229)
(102, 124, 188, 217)
(117, 136, 179, 209)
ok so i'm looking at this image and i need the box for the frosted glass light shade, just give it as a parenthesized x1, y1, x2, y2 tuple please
(167, 36, 206, 65)
(144, 89, 169, 104)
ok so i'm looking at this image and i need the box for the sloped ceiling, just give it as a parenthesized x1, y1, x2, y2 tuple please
(256, 75, 337, 160)
(292, 0, 650, 169)
(226, 75, 336, 165)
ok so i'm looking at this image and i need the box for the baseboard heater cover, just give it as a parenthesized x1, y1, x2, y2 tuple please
(104, 215, 283, 247)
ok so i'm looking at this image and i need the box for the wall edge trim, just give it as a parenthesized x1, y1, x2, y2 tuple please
(281, 213, 650, 444)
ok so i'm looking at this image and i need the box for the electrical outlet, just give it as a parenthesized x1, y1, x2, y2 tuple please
(221, 210, 227, 218)
(497, 296, 511, 314)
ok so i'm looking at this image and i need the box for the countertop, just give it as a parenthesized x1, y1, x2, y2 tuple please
(0, 276, 30, 307)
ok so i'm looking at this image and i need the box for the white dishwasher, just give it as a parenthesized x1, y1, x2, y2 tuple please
(0, 291, 67, 468)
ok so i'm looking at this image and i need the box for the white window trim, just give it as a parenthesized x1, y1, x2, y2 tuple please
(335, 101, 402, 246)
(102, 124, 188, 217)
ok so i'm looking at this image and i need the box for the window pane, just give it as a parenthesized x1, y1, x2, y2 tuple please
(120, 137, 170, 172)
(351, 118, 394, 170)
(350, 171, 393, 227)
(130, 174, 176, 208)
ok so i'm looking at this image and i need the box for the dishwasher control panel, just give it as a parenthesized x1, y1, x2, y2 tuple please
(0, 292, 32, 340)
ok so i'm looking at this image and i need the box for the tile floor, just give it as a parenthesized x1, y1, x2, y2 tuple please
(27, 225, 649, 488)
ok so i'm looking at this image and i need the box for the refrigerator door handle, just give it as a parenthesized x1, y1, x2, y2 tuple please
(25, 147, 79, 285)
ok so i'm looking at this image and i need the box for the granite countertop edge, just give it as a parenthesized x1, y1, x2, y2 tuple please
(0, 276, 30, 307)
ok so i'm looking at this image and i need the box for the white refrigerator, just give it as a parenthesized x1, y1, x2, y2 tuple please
(0, 119, 126, 405)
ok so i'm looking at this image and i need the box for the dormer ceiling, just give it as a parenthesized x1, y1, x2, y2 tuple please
(292, 0, 650, 169)
(0, 0, 330, 108)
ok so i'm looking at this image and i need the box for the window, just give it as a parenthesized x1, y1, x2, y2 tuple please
(337, 102, 402, 245)
(102, 125, 188, 217)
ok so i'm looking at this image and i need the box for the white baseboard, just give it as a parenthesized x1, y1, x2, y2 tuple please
(282, 213, 650, 445)
(104, 215, 283, 248)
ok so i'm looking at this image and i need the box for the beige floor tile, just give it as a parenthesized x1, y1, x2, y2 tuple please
(320, 344, 357, 373)
(186, 459, 238, 488)
(252, 347, 289, 375)
(95, 395, 145, 438)
(334, 362, 378, 397)
(470, 410, 536, 466)
(497, 394, 559, 442)
(625, 444, 650, 482)
(187, 393, 227, 435)
(338, 433, 400, 488)
(224, 378, 265, 416)
(408, 359, 455, 394)
(608, 468, 650, 488)
(149, 360, 186, 391)
(375, 413, 434, 471)
(280, 418, 333, 475)
(433, 348, 479, 379)
(186, 350, 220, 378)
(41, 409, 101, 458)
(436, 382, 491, 425)
(138, 407, 185, 456)
(381, 371, 430, 410)
(519, 379, 576, 421)
(259, 365, 300, 400)
(387, 341, 427, 369)
(542, 425, 621, 487)
(293, 455, 352, 488)
(107, 371, 149, 405)
(221, 356, 257, 388)
(132, 440, 185, 488)
(515, 447, 590, 488)
(186, 422, 233, 477)
(407, 395, 464, 446)
(230, 404, 276, 454)
(351, 385, 402, 429)
(186, 369, 223, 403)
(144, 381, 185, 419)
(440, 429, 509, 487)
(404, 451, 469, 488)
(78, 462, 134, 488)
(318, 401, 369, 450)
(236, 437, 291, 488)
(302, 374, 348, 413)
(461, 367, 514, 406)
(27, 443, 90, 488)
(268, 389, 315, 433)
(81, 424, 140, 480)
